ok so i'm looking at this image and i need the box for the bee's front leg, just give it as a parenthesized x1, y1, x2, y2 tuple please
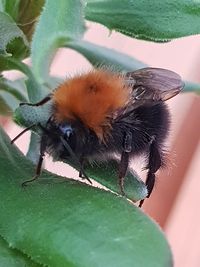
(22, 134, 47, 186)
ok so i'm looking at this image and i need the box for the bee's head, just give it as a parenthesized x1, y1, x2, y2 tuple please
(46, 117, 93, 159)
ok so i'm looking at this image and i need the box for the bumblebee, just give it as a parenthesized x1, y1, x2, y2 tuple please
(12, 68, 183, 206)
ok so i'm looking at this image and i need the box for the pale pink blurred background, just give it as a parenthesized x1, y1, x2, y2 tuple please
(2, 22, 200, 266)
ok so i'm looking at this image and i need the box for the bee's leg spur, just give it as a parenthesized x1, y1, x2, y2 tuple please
(20, 94, 51, 107)
(139, 139, 162, 207)
(118, 132, 132, 196)
(79, 158, 92, 184)
(22, 135, 47, 186)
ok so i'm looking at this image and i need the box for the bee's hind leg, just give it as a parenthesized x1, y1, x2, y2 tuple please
(118, 132, 132, 196)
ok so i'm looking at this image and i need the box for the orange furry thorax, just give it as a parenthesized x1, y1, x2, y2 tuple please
(52, 69, 130, 139)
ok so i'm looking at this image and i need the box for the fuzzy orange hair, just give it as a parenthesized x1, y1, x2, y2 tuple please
(53, 69, 130, 139)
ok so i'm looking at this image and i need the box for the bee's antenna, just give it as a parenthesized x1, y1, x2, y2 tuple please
(11, 124, 36, 144)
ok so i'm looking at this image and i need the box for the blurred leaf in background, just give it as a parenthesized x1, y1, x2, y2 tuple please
(0, 11, 28, 58)
(85, 0, 200, 42)
(0, 0, 45, 58)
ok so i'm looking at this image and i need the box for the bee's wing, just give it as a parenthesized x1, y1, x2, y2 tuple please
(125, 67, 184, 102)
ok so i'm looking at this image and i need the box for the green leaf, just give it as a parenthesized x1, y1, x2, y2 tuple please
(9, 0, 45, 42)
(85, 0, 200, 42)
(67, 40, 147, 71)
(0, 0, 44, 58)
(31, 0, 85, 84)
(0, 94, 11, 115)
(0, 126, 172, 267)
(0, 56, 43, 102)
(0, 0, 21, 21)
(79, 160, 147, 202)
(0, 236, 40, 267)
(0, 90, 20, 114)
(0, 0, 4, 11)
(0, 55, 28, 73)
(0, 77, 28, 115)
(13, 104, 147, 201)
(13, 101, 52, 128)
(0, 11, 29, 58)
(0, 77, 28, 102)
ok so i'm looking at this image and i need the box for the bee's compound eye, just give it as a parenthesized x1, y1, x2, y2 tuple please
(59, 124, 73, 138)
